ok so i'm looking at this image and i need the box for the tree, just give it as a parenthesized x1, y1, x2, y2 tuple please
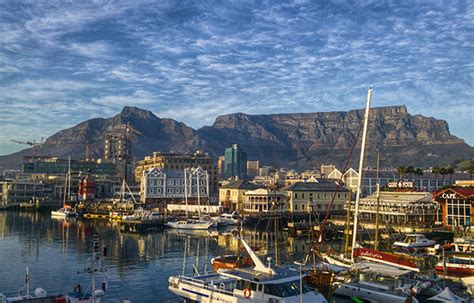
(407, 166, 415, 181)
(415, 168, 424, 177)
(397, 166, 407, 180)
(468, 166, 474, 180)
(446, 167, 455, 183)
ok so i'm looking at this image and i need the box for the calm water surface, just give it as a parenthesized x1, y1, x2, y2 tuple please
(1, 211, 336, 302)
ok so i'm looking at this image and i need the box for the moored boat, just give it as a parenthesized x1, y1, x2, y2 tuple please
(392, 234, 437, 251)
(211, 254, 252, 271)
(168, 238, 328, 302)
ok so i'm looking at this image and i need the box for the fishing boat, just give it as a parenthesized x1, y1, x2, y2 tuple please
(65, 233, 108, 303)
(392, 233, 437, 251)
(168, 238, 328, 302)
(166, 167, 212, 230)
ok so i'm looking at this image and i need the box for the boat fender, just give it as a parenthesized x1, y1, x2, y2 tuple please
(243, 288, 251, 298)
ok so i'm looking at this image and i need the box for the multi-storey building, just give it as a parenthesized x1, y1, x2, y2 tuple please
(242, 188, 287, 213)
(219, 180, 262, 211)
(22, 156, 117, 176)
(246, 160, 260, 178)
(217, 156, 225, 176)
(224, 144, 247, 179)
(134, 151, 217, 194)
(1, 180, 54, 207)
(140, 166, 209, 205)
(286, 178, 349, 213)
(320, 164, 336, 177)
(104, 132, 127, 161)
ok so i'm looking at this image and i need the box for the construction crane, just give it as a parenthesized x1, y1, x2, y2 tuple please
(10, 138, 44, 158)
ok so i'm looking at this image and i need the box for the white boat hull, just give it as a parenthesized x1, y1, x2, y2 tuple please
(334, 283, 418, 303)
(169, 277, 327, 303)
(166, 221, 213, 230)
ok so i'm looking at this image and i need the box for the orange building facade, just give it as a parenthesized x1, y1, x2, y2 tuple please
(434, 188, 474, 228)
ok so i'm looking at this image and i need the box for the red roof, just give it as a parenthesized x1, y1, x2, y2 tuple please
(434, 187, 474, 198)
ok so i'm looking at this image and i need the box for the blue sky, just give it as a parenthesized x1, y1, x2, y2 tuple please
(0, 0, 473, 155)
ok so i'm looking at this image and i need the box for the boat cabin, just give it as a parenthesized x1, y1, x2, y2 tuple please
(393, 233, 436, 249)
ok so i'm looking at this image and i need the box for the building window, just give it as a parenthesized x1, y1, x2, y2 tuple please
(294, 204, 298, 211)
(294, 193, 298, 199)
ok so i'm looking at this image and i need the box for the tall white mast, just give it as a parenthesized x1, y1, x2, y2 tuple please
(351, 87, 373, 262)
(184, 168, 188, 219)
(197, 169, 201, 219)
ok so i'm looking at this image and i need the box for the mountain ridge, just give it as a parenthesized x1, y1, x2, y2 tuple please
(1, 105, 472, 172)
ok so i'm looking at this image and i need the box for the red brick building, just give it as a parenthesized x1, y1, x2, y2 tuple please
(434, 188, 474, 228)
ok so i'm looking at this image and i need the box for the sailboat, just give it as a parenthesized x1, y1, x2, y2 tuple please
(166, 167, 213, 230)
(51, 157, 78, 218)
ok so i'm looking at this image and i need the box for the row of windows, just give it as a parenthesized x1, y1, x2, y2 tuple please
(294, 203, 344, 211)
(148, 187, 207, 194)
(294, 192, 347, 200)
(447, 199, 472, 226)
(147, 179, 206, 186)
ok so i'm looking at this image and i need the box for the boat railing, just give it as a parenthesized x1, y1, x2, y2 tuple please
(177, 275, 235, 296)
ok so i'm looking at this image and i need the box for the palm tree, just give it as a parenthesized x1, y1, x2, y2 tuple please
(397, 166, 407, 180)
(468, 166, 474, 180)
(447, 167, 455, 183)
(407, 166, 415, 181)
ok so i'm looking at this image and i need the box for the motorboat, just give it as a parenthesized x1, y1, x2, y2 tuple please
(166, 219, 213, 230)
(0, 268, 64, 303)
(435, 252, 474, 276)
(169, 238, 328, 302)
(51, 207, 78, 218)
(392, 234, 437, 250)
(216, 211, 239, 226)
(333, 262, 419, 303)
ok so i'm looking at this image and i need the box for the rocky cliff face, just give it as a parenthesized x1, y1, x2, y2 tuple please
(0, 105, 472, 171)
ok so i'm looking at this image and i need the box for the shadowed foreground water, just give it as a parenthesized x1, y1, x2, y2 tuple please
(1, 211, 338, 302)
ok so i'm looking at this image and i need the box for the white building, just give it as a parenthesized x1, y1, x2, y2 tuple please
(242, 188, 287, 213)
(140, 166, 209, 203)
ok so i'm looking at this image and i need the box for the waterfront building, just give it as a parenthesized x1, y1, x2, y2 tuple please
(433, 188, 474, 228)
(22, 156, 117, 176)
(286, 178, 349, 213)
(219, 180, 262, 211)
(258, 166, 272, 177)
(247, 160, 260, 178)
(134, 151, 217, 194)
(242, 188, 287, 213)
(320, 164, 337, 177)
(223, 144, 247, 179)
(1, 180, 53, 207)
(327, 168, 470, 196)
(217, 156, 225, 176)
(140, 166, 209, 205)
(354, 191, 439, 227)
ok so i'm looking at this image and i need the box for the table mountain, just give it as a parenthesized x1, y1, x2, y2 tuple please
(1, 105, 472, 171)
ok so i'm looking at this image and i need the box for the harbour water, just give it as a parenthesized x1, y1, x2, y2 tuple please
(0, 211, 337, 302)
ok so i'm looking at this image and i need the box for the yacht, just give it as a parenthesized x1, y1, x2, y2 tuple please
(216, 211, 240, 225)
(51, 207, 78, 218)
(393, 234, 437, 250)
(333, 262, 419, 303)
(166, 219, 213, 230)
(168, 238, 328, 303)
